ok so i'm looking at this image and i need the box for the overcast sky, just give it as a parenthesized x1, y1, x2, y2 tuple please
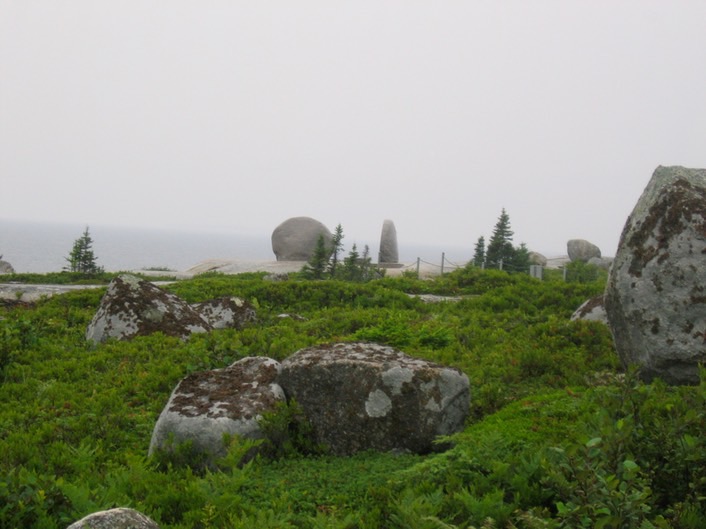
(2, 1, 705, 257)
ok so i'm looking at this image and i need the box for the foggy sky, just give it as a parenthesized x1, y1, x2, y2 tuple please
(2, 1, 706, 257)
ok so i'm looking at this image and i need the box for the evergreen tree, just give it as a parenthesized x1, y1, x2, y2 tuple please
(327, 224, 344, 278)
(472, 236, 486, 267)
(341, 243, 362, 281)
(301, 235, 329, 280)
(507, 242, 531, 273)
(64, 226, 103, 274)
(485, 209, 515, 270)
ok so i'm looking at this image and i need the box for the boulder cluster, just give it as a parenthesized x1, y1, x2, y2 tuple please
(149, 342, 470, 466)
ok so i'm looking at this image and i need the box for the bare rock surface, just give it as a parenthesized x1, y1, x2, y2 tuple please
(149, 357, 284, 465)
(605, 166, 706, 384)
(86, 274, 211, 343)
(567, 239, 601, 262)
(278, 342, 470, 455)
(271, 217, 333, 261)
(191, 296, 257, 330)
(66, 507, 160, 529)
(0, 260, 15, 274)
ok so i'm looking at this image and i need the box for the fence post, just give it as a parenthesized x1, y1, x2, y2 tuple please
(416, 257, 420, 276)
(441, 252, 445, 275)
(563, 267, 568, 281)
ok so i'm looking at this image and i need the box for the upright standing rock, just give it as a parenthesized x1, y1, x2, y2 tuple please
(378, 219, 399, 264)
(605, 166, 706, 384)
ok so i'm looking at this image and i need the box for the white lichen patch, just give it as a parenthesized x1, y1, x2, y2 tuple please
(365, 389, 392, 417)
(382, 366, 414, 395)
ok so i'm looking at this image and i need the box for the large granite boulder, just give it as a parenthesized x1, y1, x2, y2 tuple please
(0, 259, 14, 274)
(278, 342, 470, 455)
(567, 239, 601, 262)
(378, 219, 399, 264)
(86, 275, 211, 343)
(605, 166, 706, 384)
(149, 357, 285, 466)
(67, 507, 160, 529)
(528, 251, 547, 266)
(191, 297, 257, 330)
(271, 217, 333, 261)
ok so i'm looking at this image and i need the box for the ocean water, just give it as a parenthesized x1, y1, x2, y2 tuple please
(0, 219, 470, 274)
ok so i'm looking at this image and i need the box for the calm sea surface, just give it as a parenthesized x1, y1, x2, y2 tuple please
(1, 220, 470, 274)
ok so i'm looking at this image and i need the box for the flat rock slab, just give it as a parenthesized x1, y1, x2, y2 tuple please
(278, 342, 470, 455)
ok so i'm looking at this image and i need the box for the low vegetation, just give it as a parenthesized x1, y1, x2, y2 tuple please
(1, 265, 705, 528)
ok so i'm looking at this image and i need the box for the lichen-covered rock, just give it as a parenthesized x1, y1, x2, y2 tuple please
(271, 217, 333, 261)
(86, 274, 211, 343)
(378, 219, 399, 264)
(571, 295, 608, 324)
(605, 166, 706, 384)
(149, 357, 284, 466)
(66, 507, 160, 529)
(567, 239, 601, 262)
(191, 297, 257, 330)
(278, 342, 470, 455)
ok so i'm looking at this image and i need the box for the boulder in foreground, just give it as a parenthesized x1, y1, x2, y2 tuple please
(278, 342, 470, 455)
(605, 166, 706, 384)
(66, 507, 159, 529)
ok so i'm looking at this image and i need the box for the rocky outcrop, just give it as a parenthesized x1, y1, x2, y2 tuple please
(66, 507, 160, 529)
(191, 297, 256, 330)
(149, 357, 285, 466)
(605, 166, 706, 384)
(567, 239, 601, 262)
(571, 295, 608, 324)
(378, 220, 399, 264)
(86, 275, 211, 343)
(0, 259, 14, 274)
(271, 217, 333, 261)
(278, 342, 470, 455)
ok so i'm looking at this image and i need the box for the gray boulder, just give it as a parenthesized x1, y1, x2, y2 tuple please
(86, 274, 211, 343)
(378, 219, 399, 264)
(149, 357, 285, 466)
(278, 342, 470, 455)
(191, 297, 257, 330)
(571, 295, 608, 324)
(567, 239, 601, 262)
(605, 166, 706, 384)
(528, 252, 547, 266)
(0, 260, 14, 274)
(271, 217, 333, 261)
(66, 507, 159, 529)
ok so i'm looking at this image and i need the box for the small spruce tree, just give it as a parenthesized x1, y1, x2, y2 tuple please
(301, 235, 330, 280)
(65, 226, 103, 274)
(328, 224, 344, 278)
(485, 208, 515, 270)
(472, 236, 486, 267)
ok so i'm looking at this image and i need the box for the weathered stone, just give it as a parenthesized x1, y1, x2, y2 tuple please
(567, 239, 601, 262)
(588, 256, 614, 270)
(378, 219, 399, 264)
(278, 342, 470, 455)
(271, 217, 333, 261)
(149, 357, 285, 466)
(191, 297, 256, 330)
(0, 260, 14, 274)
(66, 507, 159, 529)
(605, 166, 706, 384)
(528, 252, 547, 266)
(86, 274, 211, 343)
(571, 295, 608, 324)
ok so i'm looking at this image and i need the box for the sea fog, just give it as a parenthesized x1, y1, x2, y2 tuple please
(0, 220, 472, 274)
